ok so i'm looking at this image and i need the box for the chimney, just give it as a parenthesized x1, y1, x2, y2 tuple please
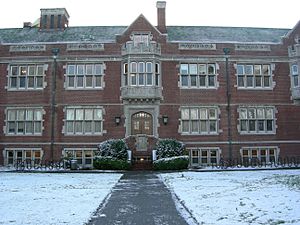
(23, 22, 32, 28)
(156, 1, 167, 33)
(40, 8, 69, 31)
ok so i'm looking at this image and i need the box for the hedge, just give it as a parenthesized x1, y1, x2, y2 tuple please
(93, 157, 131, 170)
(153, 156, 189, 170)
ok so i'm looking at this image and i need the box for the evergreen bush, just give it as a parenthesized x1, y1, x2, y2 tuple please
(93, 157, 131, 170)
(153, 156, 189, 170)
(96, 139, 129, 160)
(154, 138, 185, 159)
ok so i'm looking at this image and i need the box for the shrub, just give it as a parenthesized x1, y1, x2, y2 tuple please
(96, 139, 129, 160)
(93, 157, 131, 170)
(154, 138, 185, 159)
(153, 156, 189, 170)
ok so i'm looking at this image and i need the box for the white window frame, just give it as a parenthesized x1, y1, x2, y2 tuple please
(63, 148, 97, 168)
(240, 146, 279, 164)
(7, 64, 46, 90)
(238, 106, 276, 135)
(5, 107, 43, 136)
(180, 106, 219, 135)
(179, 63, 218, 89)
(236, 64, 273, 89)
(189, 147, 221, 166)
(123, 61, 160, 87)
(291, 64, 299, 88)
(64, 106, 104, 136)
(4, 148, 43, 166)
(65, 63, 105, 89)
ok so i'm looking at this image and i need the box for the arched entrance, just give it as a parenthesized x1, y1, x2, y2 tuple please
(131, 112, 153, 135)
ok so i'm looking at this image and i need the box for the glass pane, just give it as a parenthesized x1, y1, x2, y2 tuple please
(34, 110, 42, 120)
(75, 121, 83, 133)
(199, 64, 206, 74)
(10, 77, 17, 88)
(209, 120, 217, 132)
(180, 64, 188, 74)
(95, 76, 102, 87)
(95, 64, 103, 75)
(208, 64, 215, 74)
(255, 76, 262, 87)
(258, 120, 265, 131)
(19, 77, 26, 88)
(138, 62, 144, 73)
(240, 109, 247, 119)
(240, 120, 247, 131)
(94, 121, 102, 133)
(181, 75, 188, 86)
(238, 76, 244, 87)
(189, 64, 197, 74)
(85, 109, 93, 120)
(245, 65, 253, 75)
(293, 75, 299, 87)
(190, 109, 198, 119)
(86, 65, 93, 75)
(138, 74, 144, 85)
(67, 109, 75, 120)
(37, 66, 44, 75)
(249, 120, 256, 131)
(76, 109, 84, 120)
(246, 76, 253, 87)
(264, 76, 270, 87)
(94, 109, 102, 120)
(77, 76, 84, 87)
(191, 121, 198, 132)
(131, 62, 137, 73)
(26, 110, 34, 120)
(8, 122, 16, 133)
(266, 120, 273, 131)
(67, 65, 76, 75)
(8, 110, 16, 120)
(262, 65, 270, 75)
(86, 76, 93, 87)
(257, 108, 264, 119)
(146, 73, 153, 85)
(34, 121, 42, 133)
(254, 65, 261, 75)
(84, 121, 92, 133)
(181, 109, 190, 120)
(237, 65, 244, 74)
(25, 122, 33, 133)
(199, 75, 206, 86)
(265, 108, 273, 119)
(190, 75, 197, 87)
(208, 75, 215, 86)
(17, 110, 25, 120)
(68, 76, 75, 87)
(131, 74, 137, 85)
(200, 121, 207, 132)
(20, 66, 27, 75)
(77, 65, 84, 75)
(28, 66, 35, 75)
(11, 66, 19, 75)
(17, 122, 24, 133)
(248, 108, 256, 119)
(146, 62, 152, 73)
(36, 77, 43, 88)
(199, 109, 207, 119)
(209, 108, 217, 119)
(66, 121, 74, 133)
(182, 121, 189, 132)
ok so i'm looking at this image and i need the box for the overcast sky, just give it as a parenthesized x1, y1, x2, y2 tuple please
(1, 0, 299, 29)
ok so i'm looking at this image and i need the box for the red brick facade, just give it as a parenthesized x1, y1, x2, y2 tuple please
(0, 2, 299, 167)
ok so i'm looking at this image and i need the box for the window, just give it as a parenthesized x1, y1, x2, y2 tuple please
(241, 147, 279, 164)
(180, 63, 217, 88)
(291, 64, 299, 87)
(238, 106, 275, 134)
(63, 149, 97, 168)
(8, 64, 45, 90)
(133, 34, 150, 46)
(65, 107, 103, 135)
(181, 107, 218, 134)
(123, 61, 159, 87)
(6, 108, 43, 135)
(50, 15, 54, 29)
(190, 148, 220, 166)
(5, 149, 43, 166)
(66, 64, 104, 89)
(237, 64, 272, 88)
(57, 15, 62, 29)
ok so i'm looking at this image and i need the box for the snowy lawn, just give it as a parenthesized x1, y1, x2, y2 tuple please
(0, 172, 122, 225)
(160, 169, 300, 225)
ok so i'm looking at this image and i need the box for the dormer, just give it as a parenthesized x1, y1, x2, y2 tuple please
(40, 8, 69, 31)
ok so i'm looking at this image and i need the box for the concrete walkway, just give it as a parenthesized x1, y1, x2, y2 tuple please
(87, 172, 189, 225)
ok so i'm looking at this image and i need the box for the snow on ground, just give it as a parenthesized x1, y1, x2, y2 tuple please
(0, 172, 122, 225)
(160, 169, 300, 225)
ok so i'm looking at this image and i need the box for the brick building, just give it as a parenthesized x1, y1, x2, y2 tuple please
(0, 2, 299, 168)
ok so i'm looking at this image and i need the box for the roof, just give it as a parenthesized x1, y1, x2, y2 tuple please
(0, 26, 290, 44)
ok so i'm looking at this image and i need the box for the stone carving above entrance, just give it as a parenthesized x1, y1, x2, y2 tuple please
(135, 135, 148, 151)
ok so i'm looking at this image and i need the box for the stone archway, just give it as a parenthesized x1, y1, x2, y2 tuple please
(131, 111, 153, 135)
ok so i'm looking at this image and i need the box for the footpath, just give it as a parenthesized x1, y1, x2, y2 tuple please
(87, 172, 189, 225)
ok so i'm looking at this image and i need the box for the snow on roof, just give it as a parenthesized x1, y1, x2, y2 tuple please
(0, 26, 290, 44)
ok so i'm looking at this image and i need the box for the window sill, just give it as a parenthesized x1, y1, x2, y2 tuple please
(239, 132, 276, 135)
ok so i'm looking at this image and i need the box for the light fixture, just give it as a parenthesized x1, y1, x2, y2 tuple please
(115, 116, 121, 125)
(162, 115, 168, 125)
